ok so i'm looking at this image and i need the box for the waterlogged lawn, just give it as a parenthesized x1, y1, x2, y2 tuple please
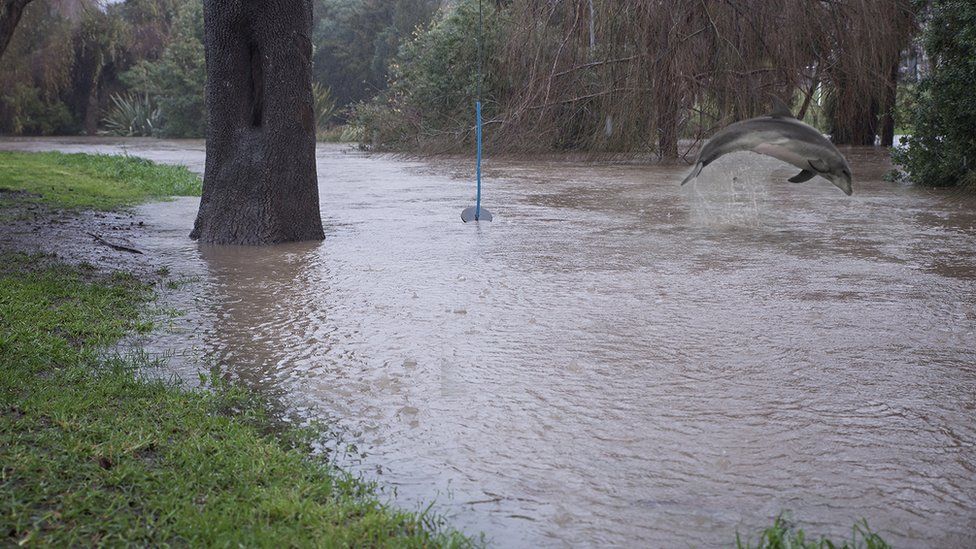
(0, 254, 471, 546)
(0, 151, 201, 210)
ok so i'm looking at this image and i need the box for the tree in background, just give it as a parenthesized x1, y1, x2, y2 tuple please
(0, 0, 33, 60)
(823, 0, 916, 146)
(0, 0, 181, 135)
(68, 7, 128, 134)
(120, 0, 205, 137)
(311, 0, 440, 115)
(894, 0, 976, 187)
(354, 0, 503, 150)
(0, 1, 74, 134)
(360, 0, 919, 157)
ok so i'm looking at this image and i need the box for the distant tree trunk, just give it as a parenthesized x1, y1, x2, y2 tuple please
(0, 0, 33, 60)
(84, 60, 103, 135)
(797, 65, 821, 121)
(657, 98, 678, 159)
(587, 0, 596, 52)
(191, 0, 324, 245)
(655, 42, 679, 159)
(830, 80, 880, 146)
(880, 55, 900, 147)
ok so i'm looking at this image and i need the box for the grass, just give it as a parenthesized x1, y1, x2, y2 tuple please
(737, 514, 890, 549)
(0, 151, 201, 210)
(0, 253, 471, 547)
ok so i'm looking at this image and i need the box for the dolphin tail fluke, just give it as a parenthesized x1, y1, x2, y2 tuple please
(680, 163, 703, 186)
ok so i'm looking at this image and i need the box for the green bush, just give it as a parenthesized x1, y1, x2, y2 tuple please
(355, 0, 506, 149)
(0, 84, 74, 136)
(311, 82, 337, 130)
(101, 93, 161, 137)
(893, 0, 976, 188)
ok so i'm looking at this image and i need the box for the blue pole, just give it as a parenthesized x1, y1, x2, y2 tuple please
(476, 100, 482, 220)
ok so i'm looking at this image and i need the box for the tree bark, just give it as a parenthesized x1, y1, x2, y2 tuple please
(192, 0, 324, 245)
(879, 55, 900, 147)
(830, 82, 880, 146)
(0, 0, 33, 61)
(84, 59, 103, 136)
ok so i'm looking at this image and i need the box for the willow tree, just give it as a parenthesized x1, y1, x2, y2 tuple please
(0, 0, 33, 60)
(191, 0, 324, 245)
(364, 0, 920, 155)
(821, 0, 916, 146)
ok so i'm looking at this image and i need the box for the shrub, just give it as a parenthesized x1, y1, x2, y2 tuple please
(354, 0, 506, 150)
(0, 84, 73, 136)
(101, 93, 161, 137)
(311, 82, 337, 130)
(893, 0, 976, 188)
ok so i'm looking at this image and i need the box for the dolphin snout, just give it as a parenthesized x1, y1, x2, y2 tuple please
(832, 172, 853, 196)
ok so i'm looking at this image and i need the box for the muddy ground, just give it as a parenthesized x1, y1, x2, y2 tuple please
(0, 189, 166, 277)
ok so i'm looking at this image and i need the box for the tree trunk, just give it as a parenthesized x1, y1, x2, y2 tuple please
(191, 0, 324, 245)
(830, 86, 879, 146)
(84, 59, 103, 136)
(654, 39, 679, 159)
(0, 0, 33, 60)
(657, 101, 678, 159)
(880, 55, 899, 147)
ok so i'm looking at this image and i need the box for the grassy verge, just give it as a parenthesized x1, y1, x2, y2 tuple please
(0, 151, 200, 210)
(737, 514, 890, 549)
(0, 253, 470, 546)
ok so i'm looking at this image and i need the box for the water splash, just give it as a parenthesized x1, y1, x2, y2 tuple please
(685, 153, 771, 228)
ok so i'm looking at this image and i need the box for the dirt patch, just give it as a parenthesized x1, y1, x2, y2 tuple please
(0, 187, 41, 199)
(0, 204, 166, 279)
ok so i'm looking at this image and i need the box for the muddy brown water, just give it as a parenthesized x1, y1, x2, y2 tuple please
(3, 137, 975, 547)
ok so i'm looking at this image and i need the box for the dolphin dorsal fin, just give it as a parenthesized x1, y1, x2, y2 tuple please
(768, 97, 794, 118)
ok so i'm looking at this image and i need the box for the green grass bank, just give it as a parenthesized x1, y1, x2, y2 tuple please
(0, 151, 200, 210)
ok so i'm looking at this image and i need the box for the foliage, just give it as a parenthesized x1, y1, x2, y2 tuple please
(0, 254, 474, 547)
(893, 0, 976, 188)
(0, 0, 76, 134)
(893, 82, 920, 135)
(357, 0, 919, 154)
(736, 515, 890, 549)
(311, 0, 441, 113)
(121, 0, 206, 138)
(0, 151, 200, 209)
(101, 93, 160, 137)
(318, 124, 366, 143)
(356, 0, 505, 150)
(0, 0, 206, 137)
(311, 82, 337, 130)
(0, 83, 73, 135)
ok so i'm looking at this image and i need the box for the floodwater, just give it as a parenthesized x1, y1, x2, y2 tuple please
(3, 137, 976, 547)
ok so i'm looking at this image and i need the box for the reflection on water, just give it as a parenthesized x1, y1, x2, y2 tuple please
(3, 137, 976, 547)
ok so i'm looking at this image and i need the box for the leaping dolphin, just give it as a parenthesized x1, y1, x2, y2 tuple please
(680, 98, 853, 195)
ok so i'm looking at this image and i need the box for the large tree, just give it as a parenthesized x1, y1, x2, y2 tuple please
(191, 0, 324, 245)
(0, 0, 34, 60)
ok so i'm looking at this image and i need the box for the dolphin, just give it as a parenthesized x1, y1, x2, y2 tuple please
(680, 98, 853, 195)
